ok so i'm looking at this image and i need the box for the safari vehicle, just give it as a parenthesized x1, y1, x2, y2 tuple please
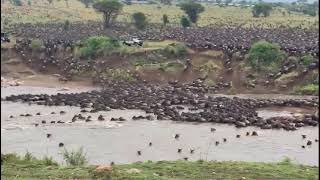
(123, 37, 143, 46)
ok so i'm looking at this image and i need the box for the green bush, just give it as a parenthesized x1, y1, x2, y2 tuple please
(294, 84, 319, 95)
(30, 39, 43, 51)
(79, 36, 120, 59)
(42, 156, 58, 166)
(247, 40, 284, 72)
(163, 43, 187, 57)
(181, 16, 191, 28)
(1, 153, 20, 164)
(301, 54, 314, 66)
(24, 151, 35, 162)
(62, 147, 88, 166)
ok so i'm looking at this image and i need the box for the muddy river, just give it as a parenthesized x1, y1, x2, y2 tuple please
(1, 86, 319, 166)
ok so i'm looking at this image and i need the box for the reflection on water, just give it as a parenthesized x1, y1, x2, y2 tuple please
(1, 86, 319, 166)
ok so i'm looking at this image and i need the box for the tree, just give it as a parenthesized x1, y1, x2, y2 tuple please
(179, 1, 205, 24)
(93, 0, 123, 28)
(216, 0, 221, 4)
(160, 0, 171, 5)
(162, 14, 169, 25)
(78, 0, 93, 8)
(180, 16, 191, 28)
(132, 12, 147, 30)
(252, 2, 272, 17)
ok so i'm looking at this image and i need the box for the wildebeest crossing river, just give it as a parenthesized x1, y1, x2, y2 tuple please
(1, 86, 318, 166)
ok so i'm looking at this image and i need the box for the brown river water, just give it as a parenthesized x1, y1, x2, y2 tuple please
(1, 86, 319, 166)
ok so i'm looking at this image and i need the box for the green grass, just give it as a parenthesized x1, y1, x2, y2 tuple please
(1, 153, 319, 180)
(1, 0, 318, 29)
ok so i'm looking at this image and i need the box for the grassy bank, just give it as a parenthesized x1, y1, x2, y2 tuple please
(1, 153, 318, 180)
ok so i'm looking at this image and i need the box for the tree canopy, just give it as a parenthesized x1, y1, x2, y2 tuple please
(252, 2, 273, 17)
(132, 12, 148, 30)
(93, 0, 123, 28)
(179, 1, 205, 24)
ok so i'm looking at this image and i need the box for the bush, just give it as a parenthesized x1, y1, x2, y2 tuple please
(132, 12, 147, 30)
(294, 84, 319, 95)
(62, 147, 87, 166)
(42, 156, 58, 166)
(79, 36, 120, 58)
(24, 151, 35, 162)
(247, 40, 284, 72)
(30, 39, 43, 51)
(1, 153, 20, 164)
(180, 16, 191, 28)
(301, 54, 314, 66)
(163, 43, 187, 57)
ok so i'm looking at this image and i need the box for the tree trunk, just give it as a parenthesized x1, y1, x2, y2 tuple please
(103, 13, 111, 29)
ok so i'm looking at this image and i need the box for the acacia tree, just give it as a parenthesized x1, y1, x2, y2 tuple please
(132, 12, 147, 30)
(93, 0, 123, 28)
(252, 2, 272, 17)
(179, 1, 205, 24)
(162, 14, 169, 25)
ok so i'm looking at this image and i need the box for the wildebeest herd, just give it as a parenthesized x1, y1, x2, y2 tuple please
(8, 22, 319, 57)
(4, 79, 319, 131)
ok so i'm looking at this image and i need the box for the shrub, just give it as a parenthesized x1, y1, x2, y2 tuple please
(132, 12, 147, 30)
(62, 147, 88, 166)
(301, 54, 314, 66)
(1, 153, 20, 164)
(247, 40, 284, 72)
(30, 39, 43, 51)
(163, 43, 187, 57)
(42, 156, 58, 166)
(79, 36, 120, 58)
(180, 16, 191, 28)
(294, 84, 319, 95)
(199, 61, 220, 74)
(24, 151, 35, 162)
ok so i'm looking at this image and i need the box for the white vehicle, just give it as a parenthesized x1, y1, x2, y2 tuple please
(123, 37, 143, 46)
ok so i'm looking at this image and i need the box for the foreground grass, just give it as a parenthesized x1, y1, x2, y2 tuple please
(1, 154, 318, 180)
